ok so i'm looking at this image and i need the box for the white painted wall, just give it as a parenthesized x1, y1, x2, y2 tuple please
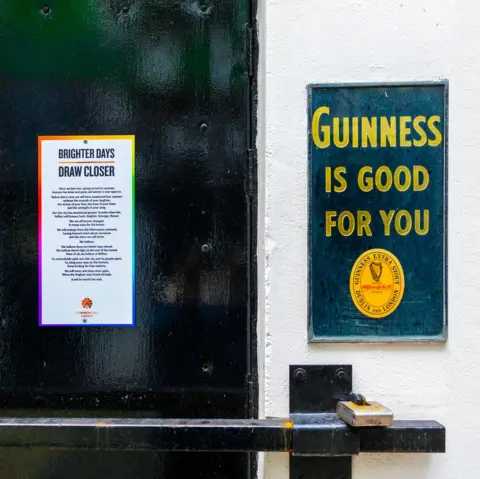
(257, 0, 479, 477)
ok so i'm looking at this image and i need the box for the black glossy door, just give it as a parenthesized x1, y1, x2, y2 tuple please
(0, 1, 254, 477)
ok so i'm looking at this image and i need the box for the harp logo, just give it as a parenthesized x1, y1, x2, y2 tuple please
(350, 249, 404, 319)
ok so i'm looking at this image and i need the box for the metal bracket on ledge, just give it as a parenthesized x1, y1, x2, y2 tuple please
(289, 365, 446, 478)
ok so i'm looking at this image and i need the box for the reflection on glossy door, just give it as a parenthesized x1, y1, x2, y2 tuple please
(0, 0, 253, 477)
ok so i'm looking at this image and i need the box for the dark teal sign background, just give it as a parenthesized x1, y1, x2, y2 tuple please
(308, 82, 447, 342)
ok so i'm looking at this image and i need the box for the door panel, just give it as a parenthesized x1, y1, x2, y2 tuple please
(0, 450, 245, 478)
(0, 0, 253, 477)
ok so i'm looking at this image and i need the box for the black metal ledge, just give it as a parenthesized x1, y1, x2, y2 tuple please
(0, 417, 290, 452)
(0, 416, 445, 454)
(359, 419, 446, 453)
(0, 365, 446, 470)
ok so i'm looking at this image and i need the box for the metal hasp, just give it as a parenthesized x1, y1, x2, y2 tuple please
(289, 365, 446, 479)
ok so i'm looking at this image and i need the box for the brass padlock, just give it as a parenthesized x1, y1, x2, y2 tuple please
(337, 397, 394, 427)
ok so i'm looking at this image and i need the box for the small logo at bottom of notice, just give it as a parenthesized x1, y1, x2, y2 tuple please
(82, 297, 93, 309)
(350, 248, 405, 319)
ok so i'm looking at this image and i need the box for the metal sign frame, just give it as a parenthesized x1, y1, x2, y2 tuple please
(307, 81, 448, 343)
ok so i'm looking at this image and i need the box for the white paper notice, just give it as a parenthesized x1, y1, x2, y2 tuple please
(39, 136, 135, 326)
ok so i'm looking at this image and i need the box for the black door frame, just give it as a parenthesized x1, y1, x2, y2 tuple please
(247, 1, 259, 476)
(247, 0, 258, 420)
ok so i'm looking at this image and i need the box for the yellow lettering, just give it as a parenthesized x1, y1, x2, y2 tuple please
(399, 116, 412, 146)
(358, 166, 373, 192)
(312, 113, 442, 149)
(333, 118, 349, 148)
(338, 211, 355, 236)
(393, 166, 411, 192)
(352, 116, 358, 148)
(357, 211, 372, 236)
(361, 117, 377, 147)
(379, 210, 395, 236)
(428, 115, 442, 146)
(395, 210, 412, 235)
(312, 106, 331, 148)
(380, 116, 397, 147)
(352, 117, 359, 148)
(375, 166, 393, 192)
(325, 167, 332, 193)
(333, 166, 347, 192)
(415, 209, 429, 235)
(413, 165, 429, 191)
(325, 211, 336, 236)
(413, 116, 427, 147)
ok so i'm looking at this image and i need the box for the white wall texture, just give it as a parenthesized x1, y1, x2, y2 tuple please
(257, 0, 478, 477)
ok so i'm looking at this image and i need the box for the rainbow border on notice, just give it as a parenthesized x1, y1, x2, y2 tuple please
(38, 135, 135, 327)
